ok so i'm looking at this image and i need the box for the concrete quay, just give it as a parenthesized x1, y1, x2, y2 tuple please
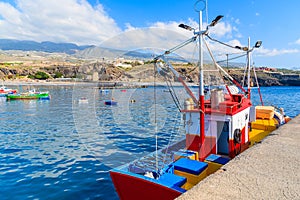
(178, 115, 300, 200)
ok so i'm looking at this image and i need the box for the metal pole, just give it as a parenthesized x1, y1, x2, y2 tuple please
(226, 54, 229, 70)
(247, 37, 251, 99)
(198, 9, 205, 150)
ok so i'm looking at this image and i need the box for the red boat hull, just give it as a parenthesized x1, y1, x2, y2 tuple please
(110, 170, 183, 200)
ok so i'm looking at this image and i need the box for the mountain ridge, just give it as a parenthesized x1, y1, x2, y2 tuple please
(0, 39, 94, 54)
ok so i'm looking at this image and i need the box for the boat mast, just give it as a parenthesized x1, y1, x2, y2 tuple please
(246, 37, 262, 101)
(247, 37, 251, 99)
(197, 5, 205, 147)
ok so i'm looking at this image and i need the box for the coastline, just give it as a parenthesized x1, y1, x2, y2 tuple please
(3, 79, 96, 86)
(2, 79, 198, 87)
(2, 77, 300, 88)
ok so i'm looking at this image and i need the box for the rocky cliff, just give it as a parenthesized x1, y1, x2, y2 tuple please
(0, 61, 298, 86)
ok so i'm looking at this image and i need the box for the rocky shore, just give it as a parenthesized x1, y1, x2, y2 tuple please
(1, 61, 299, 86)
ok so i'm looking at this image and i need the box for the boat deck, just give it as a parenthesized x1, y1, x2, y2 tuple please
(249, 118, 278, 146)
(178, 115, 300, 200)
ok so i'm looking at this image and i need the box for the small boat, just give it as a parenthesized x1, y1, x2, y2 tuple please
(100, 89, 110, 94)
(78, 97, 88, 104)
(109, 2, 290, 200)
(7, 89, 50, 100)
(104, 100, 117, 105)
(0, 86, 17, 97)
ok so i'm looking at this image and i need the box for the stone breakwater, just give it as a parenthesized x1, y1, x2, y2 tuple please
(178, 115, 300, 200)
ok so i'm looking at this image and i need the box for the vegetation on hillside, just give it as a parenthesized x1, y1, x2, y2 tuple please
(0, 60, 299, 86)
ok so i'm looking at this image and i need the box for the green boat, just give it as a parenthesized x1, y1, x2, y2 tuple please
(7, 90, 50, 100)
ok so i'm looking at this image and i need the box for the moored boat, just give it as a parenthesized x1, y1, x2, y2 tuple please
(78, 97, 89, 104)
(109, 2, 290, 200)
(100, 89, 110, 94)
(7, 89, 50, 100)
(104, 100, 117, 105)
(0, 86, 17, 97)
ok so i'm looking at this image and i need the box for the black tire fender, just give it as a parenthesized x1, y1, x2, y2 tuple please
(234, 129, 241, 144)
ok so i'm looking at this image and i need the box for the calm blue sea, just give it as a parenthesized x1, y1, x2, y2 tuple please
(0, 85, 299, 200)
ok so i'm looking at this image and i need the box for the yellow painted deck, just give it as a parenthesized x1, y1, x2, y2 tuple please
(249, 118, 279, 146)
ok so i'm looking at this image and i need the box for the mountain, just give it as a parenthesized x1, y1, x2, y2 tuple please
(0, 39, 94, 54)
(76, 46, 194, 62)
(75, 46, 126, 59)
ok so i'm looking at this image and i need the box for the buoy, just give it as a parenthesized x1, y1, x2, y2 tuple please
(284, 116, 291, 123)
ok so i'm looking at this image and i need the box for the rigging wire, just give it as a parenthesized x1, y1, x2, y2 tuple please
(183, 38, 201, 77)
(216, 53, 247, 64)
(206, 34, 241, 50)
(253, 64, 264, 105)
(166, 79, 182, 111)
(242, 56, 248, 87)
(154, 61, 182, 112)
(162, 110, 184, 166)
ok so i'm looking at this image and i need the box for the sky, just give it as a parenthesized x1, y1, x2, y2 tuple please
(0, 0, 299, 69)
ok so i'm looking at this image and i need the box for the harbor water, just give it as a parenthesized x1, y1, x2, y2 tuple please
(0, 85, 299, 200)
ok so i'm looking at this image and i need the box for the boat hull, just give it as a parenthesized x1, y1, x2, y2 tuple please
(7, 93, 50, 100)
(104, 100, 117, 105)
(110, 170, 183, 200)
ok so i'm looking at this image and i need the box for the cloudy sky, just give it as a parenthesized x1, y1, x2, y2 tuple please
(0, 0, 299, 69)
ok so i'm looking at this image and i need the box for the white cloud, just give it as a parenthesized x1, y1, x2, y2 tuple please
(210, 22, 232, 37)
(99, 17, 246, 63)
(257, 47, 299, 57)
(0, 0, 236, 54)
(147, 19, 234, 43)
(101, 27, 190, 53)
(100, 19, 196, 55)
(0, 0, 121, 45)
(295, 38, 300, 45)
(124, 23, 136, 31)
(0, 0, 239, 61)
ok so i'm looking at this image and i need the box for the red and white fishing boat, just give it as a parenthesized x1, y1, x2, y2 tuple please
(0, 85, 17, 97)
(110, 1, 290, 199)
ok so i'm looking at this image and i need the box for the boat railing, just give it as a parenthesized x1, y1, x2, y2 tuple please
(202, 98, 245, 114)
(115, 139, 186, 175)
